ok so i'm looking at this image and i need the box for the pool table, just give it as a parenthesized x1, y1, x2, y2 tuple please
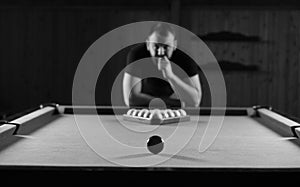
(1, 104, 300, 182)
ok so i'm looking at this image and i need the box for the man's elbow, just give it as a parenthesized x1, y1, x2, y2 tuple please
(124, 99, 129, 107)
(193, 99, 200, 107)
(123, 91, 130, 107)
(185, 99, 199, 107)
(194, 89, 203, 107)
(186, 93, 202, 107)
(195, 92, 202, 107)
(124, 92, 136, 107)
(191, 99, 201, 107)
(128, 92, 139, 107)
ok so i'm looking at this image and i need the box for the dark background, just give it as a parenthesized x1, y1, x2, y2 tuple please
(0, 0, 300, 119)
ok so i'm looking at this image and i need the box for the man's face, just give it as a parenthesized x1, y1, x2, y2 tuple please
(146, 32, 177, 59)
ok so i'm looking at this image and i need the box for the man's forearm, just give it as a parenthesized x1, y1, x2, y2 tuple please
(161, 97, 182, 107)
(129, 93, 182, 108)
(167, 75, 201, 107)
(129, 93, 155, 107)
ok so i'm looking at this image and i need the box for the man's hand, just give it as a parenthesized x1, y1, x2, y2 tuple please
(157, 56, 174, 79)
(155, 56, 201, 107)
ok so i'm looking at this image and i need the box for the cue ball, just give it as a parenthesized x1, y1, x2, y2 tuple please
(147, 135, 164, 154)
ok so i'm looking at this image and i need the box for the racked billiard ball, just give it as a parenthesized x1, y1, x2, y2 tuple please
(151, 109, 163, 120)
(147, 135, 164, 154)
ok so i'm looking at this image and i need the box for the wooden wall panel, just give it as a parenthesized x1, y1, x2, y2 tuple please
(287, 12, 300, 117)
(0, 7, 168, 114)
(183, 8, 300, 118)
(0, 6, 299, 119)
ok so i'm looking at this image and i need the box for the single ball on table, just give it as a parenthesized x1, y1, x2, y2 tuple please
(147, 135, 164, 154)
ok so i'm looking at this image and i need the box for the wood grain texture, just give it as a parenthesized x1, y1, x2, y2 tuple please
(0, 7, 299, 119)
(183, 8, 300, 118)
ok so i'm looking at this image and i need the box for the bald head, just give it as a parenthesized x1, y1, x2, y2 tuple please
(146, 23, 177, 59)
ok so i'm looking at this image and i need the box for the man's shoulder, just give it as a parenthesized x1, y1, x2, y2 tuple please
(128, 43, 148, 57)
(125, 43, 151, 76)
(126, 43, 149, 65)
(171, 49, 199, 77)
(171, 49, 194, 64)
